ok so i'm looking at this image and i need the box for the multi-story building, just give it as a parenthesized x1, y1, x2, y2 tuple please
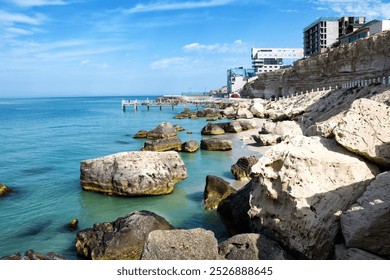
(227, 67, 256, 95)
(251, 48, 303, 74)
(304, 16, 366, 56)
(338, 19, 390, 45)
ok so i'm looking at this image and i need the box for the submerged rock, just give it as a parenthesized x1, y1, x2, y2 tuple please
(141, 228, 221, 260)
(2, 250, 67, 260)
(248, 136, 379, 259)
(200, 138, 233, 151)
(0, 183, 12, 197)
(80, 151, 187, 196)
(203, 175, 236, 210)
(76, 211, 173, 260)
(67, 219, 79, 231)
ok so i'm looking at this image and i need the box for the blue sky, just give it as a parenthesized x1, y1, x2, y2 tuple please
(1, 0, 390, 97)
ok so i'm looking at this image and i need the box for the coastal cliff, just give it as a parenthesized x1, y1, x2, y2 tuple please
(241, 30, 390, 99)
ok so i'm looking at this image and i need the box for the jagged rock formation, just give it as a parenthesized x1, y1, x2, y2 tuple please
(230, 156, 259, 180)
(248, 136, 379, 259)
(80, 151, 187, 196)
(242, 31, 390, 99)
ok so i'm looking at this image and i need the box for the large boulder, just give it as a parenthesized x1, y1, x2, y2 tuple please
(141, 138, 182, 152)
(197, 108, 220, 118)
(236, 119, 257, 130)
(200, 138, 233, 151)
(147, 122, 177, 139)
(76, 211, 173, 260)
(201, 123, 225, 135)
(182, 140, 199, 153)
(332, 98, 390, 168)
(80, 151, 187, 196)
(217, 181, 254, 236)
(248, 136, 379, 259)
(203, 175, 236, 210)
(218, 121, 243, 133)
(2, 250, 67, 260)
(141, 228, 221, 260)
(0, 183, 12, 197)
(253, 134, 282, 146)
(230, 156, 259, 180)
(236, 108, 253, 119)
(222, 106, 236, 118)
(250, 103, 265, 118)
(340, 171, 390, 258)
(218, 233, 291, 260)
(259, 120, 302, 136)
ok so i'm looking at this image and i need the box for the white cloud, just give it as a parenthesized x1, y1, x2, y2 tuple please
(317, 0, 390, 19)
(183, 40, 248, 54)
(8, 0, 67, 7)
(0, 10, 46, 25)
(124, 0, 234, 14)
(150, 56, 200, 70)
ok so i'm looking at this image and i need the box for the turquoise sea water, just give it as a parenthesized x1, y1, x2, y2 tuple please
(0, 96, 259, 259)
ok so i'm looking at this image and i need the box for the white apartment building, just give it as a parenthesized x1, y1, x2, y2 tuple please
(251, 48, 304, 74)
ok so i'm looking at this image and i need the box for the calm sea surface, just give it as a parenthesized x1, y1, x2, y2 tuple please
(0, 96, 259, 259)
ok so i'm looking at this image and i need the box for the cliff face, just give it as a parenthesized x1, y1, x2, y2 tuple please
(242, 30, 390, 99)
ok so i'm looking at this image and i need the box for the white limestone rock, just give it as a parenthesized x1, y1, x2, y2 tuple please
(248, 135, 379, 259)
(341, 171, 390, 258)
(333, 98, 390, 168)
(236, 108, 254, 119)
(250, 103, 265, 118)
(80, 151, 188, 196)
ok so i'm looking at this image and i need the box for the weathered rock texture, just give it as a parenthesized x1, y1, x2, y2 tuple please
(200, 138, 233, 151)
(253, 134, 282, 146)
(182, 140, 199, 153)
(242, 31, 390, 99)
(248, 136, 379, 259)
(332, 98, 390, 168)
(218, 233, 291, 260)
(201, 123, 225, 135)
(141, 228, 221, 260)
(340, 171, 390, 258)
(147, 122, 177, 139)
(230, 156, 259, 180)
(203, 175, 236, 210)
(80, 151, 187, 196)
(333, 244, 384, 260)
(76, 211, 173, 260)
(141, 138, 183, 152)
(133, 130, 148, 138)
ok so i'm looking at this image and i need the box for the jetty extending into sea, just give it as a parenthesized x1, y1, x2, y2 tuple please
(121, 95, 245, 111)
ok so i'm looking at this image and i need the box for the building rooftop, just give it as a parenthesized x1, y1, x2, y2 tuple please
(304, 17, 339, 31)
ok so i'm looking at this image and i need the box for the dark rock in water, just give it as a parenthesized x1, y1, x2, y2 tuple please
(217, 181, 253, 236)
(187, 131, 193, 134)
(141, 138, 183, 152)
(201, 138, 233, 151)
(182, 140, 199, 153)
(67, 219, 79, 231)
(18, 220, 52, 237)
(80, 151, 187, 196)
(203, 175, 236, 210)
(133, 130, 148, 138)
(2, 250, 67, 260)
(76, 210, 174, 260)
(231, 156, 259, 180)
(201, 123, 225, 135)
(0, 183, 12, 197)
(218, 233, 292, 260)
(141, 228, 221, 260)
(147, 122, 177, 139)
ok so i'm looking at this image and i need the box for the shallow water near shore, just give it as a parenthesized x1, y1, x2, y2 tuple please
(0, 96, 260, 259)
